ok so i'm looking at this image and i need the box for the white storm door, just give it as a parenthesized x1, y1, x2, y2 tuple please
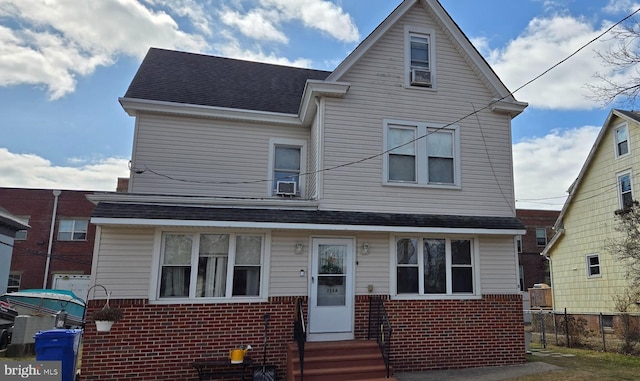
(308, 238, 354, 340)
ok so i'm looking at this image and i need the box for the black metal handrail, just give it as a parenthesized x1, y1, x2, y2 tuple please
(293, 297, 306, 381)
(368, 295, 392, 378)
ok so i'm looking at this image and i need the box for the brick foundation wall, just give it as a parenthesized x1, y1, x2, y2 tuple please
(81, 294, 524, 380)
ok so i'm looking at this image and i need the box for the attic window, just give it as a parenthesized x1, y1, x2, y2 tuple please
(614, 124, 629, 158)
(405, 26, 435, 88)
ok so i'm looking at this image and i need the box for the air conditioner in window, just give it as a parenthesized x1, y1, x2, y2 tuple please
(411, 68, 432, 87)
(276, 181, 297, 196)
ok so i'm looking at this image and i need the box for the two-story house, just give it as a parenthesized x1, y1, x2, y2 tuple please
(543, 110, 640, 324)
(0, 188, 97, 296)
(82, 1, 528, 379)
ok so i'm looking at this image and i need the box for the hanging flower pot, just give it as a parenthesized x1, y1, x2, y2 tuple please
(91, 292, 124, 333)
(95, 320, 115, 332)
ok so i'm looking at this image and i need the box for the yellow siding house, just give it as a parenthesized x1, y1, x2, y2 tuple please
(543, 109, 640, 313)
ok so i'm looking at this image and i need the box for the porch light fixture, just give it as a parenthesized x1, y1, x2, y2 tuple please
(361, 242, 370, 255)
(295, 242, 304, 254)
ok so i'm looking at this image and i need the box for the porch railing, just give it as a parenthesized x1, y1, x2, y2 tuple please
(293, 297, 306, 381)
(368, 295, 392, 378)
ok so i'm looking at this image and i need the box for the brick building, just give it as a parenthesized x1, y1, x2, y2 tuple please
(0, 188, 98, 294)
(516, 209, 559, 290)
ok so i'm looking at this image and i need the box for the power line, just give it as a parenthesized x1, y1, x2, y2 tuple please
(0, 240, 92, 266)
(134, 7, 640, 189)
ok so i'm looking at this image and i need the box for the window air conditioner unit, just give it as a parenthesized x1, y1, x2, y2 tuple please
(411, 68, 432, 87)
(276, 181, 297, 196)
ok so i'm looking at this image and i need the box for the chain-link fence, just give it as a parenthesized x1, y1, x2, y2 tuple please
(524, 309, 640, 354)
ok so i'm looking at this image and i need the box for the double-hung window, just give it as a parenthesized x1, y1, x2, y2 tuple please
(58, 219, 88, 241)
(269, 138, 306, 197)
(614, 124, 629, 158)
(405, 26, 435, 88)
(395, 236, 477, 297)
(159, 232, 264, 299)
(586, 254, 601, 277)
(535, 228, 547, 246)
(384, 120, 460, 187)
(618, 171, 633, 208)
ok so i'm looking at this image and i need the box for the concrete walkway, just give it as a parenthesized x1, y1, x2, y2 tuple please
(395, 362, 562, 381)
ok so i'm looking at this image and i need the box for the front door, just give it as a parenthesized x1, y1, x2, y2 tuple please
(308, 238, 354, 341)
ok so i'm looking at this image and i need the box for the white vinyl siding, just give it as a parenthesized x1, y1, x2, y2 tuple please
(129, 114, 310, 198)
(319, 5, 516, 216)
(479, 237, 519, 294)
(91, 227, 155, 298)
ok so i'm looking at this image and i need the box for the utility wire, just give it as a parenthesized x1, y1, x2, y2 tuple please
(0, 240, 93, 266)
(134, 7, 640, 188)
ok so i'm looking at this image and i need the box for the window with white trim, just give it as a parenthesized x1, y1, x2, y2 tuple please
(384, 120, 460, 187)
(57, 219, 88, 241)
(159, 232, 264, 299)
(14, 216, 29, 240)
(395, 236, 476, 296)
(405, 26, 435, 88)
(618, 171, 633, 208)
(614, 124, 629, 158)
(268, 138, 306, 197)
(586, 254, 600, 277)
(516, 235, 522, 253)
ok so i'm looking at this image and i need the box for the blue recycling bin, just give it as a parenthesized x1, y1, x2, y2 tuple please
(34, 329, 82, 381)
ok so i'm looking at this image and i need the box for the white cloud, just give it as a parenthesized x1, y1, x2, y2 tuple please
(0, 0, 208, 100)
(0, 148, 130, 191)
(220, 8, 289, 43)
(216, 31, 313, 67)
(144, 0, 214, 35)
(513, 125, 601, 210)
(486, 15, 625, 110)
(603, 0, 640, 14)
(260, 0, 360, 43)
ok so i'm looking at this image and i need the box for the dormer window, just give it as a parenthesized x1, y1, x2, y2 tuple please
(405, 26, 435, 88)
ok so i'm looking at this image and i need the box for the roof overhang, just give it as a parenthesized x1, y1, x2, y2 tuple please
(90, 202, 525, 235)
(490, 99, 528, 117)
(119, 97, 302, 126)
(119, 80, 349, 128)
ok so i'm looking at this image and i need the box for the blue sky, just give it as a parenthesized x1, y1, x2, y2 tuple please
(0, 0, 638, 210)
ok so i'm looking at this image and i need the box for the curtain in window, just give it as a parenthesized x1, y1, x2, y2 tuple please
(198, 234, 229, 297)
(160, 234, 192, 298)
(233, 236, 262, 296)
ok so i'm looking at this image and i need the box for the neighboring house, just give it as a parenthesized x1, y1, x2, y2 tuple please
(0, 208, 30, 294)
(516, 209, 558, 291)
(83, 0, 528, 379)
(543, 109, 640, 317)
(0, 188, 97, 296)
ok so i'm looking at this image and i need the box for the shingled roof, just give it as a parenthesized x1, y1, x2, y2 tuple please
(92, 202, 525, 231)
(124, 48, 331, 114)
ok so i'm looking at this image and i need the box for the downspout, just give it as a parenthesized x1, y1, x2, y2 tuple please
(43, 189, 61, 288)
(544, 255, 555, 310)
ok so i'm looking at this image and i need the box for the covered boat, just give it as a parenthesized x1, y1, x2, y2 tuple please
(1, 289, 86, 327)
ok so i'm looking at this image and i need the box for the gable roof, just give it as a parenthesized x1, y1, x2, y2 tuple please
(121, 0, 526, 120)
(328, 0, 526, 115)
(124, 48, 331, 115)
(543, 109, 640, 256)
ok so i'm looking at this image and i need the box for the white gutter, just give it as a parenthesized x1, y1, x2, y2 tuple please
(90, 216, 525, 235)
(43, 189, 61, 288)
